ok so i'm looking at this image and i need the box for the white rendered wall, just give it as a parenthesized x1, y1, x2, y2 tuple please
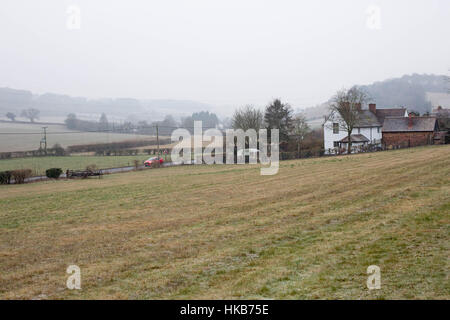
(323, 120, 382, 154)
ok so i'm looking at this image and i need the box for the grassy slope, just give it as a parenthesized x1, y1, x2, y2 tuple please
(0, 146, 448, 299)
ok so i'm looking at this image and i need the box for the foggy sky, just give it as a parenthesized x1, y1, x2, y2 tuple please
(1, 0, 449, 113)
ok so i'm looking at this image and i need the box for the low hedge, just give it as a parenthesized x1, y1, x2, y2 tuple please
(11, 169, 32, 184)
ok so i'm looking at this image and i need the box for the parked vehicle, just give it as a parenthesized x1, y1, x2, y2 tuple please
(237, 148, 260, 157)
(144, 157, 164, 167)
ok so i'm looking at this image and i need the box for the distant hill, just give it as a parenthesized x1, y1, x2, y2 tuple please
(426, 92, 450, 109)
(302, 102, 331, 121)
(303, 74, 449, 120)
(0, 87, 214, 122)
(359, 74, 448, 114)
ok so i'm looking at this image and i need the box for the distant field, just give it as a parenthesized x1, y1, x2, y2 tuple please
(306, 118, 324, 129)
(0, 145, 449, 299)
(0, 122, 155, 152)
(135, 136, 215, 151)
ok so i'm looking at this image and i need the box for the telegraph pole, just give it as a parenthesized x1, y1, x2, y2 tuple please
(42, 126, 48, 155)
(156, 124, 160, 158)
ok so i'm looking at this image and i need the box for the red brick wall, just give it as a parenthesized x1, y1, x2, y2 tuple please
(382, 132, 434, 148)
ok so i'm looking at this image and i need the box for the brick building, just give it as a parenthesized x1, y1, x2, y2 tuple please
(382, 114, 440, 148)
(431, 106, 450, 144)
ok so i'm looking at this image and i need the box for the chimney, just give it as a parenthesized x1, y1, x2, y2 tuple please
(408, 113, 414, 129)
(355, 103, 362, 111)
(369, 103, 376, 114)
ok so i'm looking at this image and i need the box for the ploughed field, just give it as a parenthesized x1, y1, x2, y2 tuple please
(0, 122, 154, 153)
(0, 145, 449, 299)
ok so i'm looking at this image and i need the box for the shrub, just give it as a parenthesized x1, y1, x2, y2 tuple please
(151, 161, 161, 169)
(46, 168, 62, 179)
(52, 144, 66, 156)
(11, 169, 32, 184)
(86, 164, 98, 172)
(67, 139, 170, 154)
(0, 171, 12, 184)
(0, 152, 12, 159)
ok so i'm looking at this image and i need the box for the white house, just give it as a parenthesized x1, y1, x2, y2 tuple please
(323, 103, 407, 154)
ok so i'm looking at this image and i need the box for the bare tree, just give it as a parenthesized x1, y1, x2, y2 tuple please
(328, 87, 369, 154)
(21, 108, 40, 122)
(232, 105, 264, 131)
(292, 114, 310, 158)
(6, 112, 16, 121)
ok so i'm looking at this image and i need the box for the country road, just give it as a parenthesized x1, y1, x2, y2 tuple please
(18, 160, 195, 184)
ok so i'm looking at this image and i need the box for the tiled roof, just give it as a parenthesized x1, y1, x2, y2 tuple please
(355, 110, 381, 127)
(339, 134, 369, 143)
(376, 108, 407, 123)
(382, 116, 438, 132)
(431, 107, 450, 116)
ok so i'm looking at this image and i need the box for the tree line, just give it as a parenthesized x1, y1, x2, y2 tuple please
(61, 100, 321, 158)
(5, 108, 40, 122)
(64, 111, 221, 136)
(231, 99, 317, 157)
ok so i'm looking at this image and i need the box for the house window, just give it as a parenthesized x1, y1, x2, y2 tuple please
(333, 123, 339, 134)
(357, 128, 361, 134)
(334, 141, 339, 148)
(377, 127, 380, 133)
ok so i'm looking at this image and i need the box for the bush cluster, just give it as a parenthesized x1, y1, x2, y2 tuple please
(0, 171, 12, 184)
(67, 139, 170, 153)
(85, 164, 98, 172)
(0, 144, 66, 159)
(0, 153, 12, 160)
(94, 149, 140, 156)
(45, 168, 63, 179)
(11, 169, 32, 184)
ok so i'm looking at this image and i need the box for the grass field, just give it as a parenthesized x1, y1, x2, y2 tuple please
(0, 154, 172, 176)
(0, 122, 155, 152)
(0, 145, 449, 299)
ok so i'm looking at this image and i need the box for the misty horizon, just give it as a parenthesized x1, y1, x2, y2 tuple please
(0, 71, 447, 110)
(1, 0, 449, 111)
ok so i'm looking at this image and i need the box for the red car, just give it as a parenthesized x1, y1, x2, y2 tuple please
(144, 157, 164, 167)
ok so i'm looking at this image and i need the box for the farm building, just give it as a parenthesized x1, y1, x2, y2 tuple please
(323, 104, 383, 154)
(382, 114, 441, 148)
(335, 134, 370, 151)
(323, 103, 448, 153)
(431, 106, 450, 143)
(323, 103, 407, 154)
